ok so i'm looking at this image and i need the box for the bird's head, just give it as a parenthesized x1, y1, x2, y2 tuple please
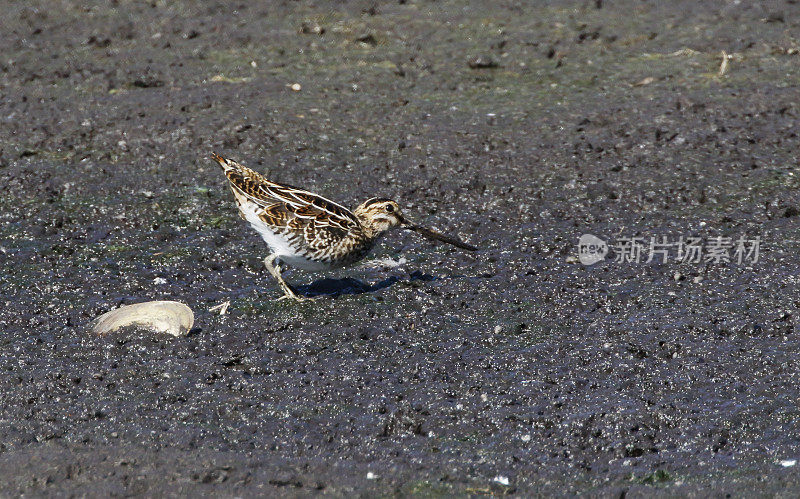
(354, 197, 478, 251)
(354, 198, 405, 236)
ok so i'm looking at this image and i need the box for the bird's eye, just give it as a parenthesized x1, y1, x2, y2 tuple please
(385, 204, 394, 213)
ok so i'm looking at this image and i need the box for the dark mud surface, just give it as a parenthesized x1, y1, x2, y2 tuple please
(2, 0, 800, 495)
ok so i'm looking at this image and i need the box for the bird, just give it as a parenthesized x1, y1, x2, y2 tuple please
(211, 153, 477, 301)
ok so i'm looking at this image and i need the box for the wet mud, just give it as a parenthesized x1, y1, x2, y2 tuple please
(1, 0, 800, 495)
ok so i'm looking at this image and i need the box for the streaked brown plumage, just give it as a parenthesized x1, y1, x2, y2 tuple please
(212, 153, 477, 301)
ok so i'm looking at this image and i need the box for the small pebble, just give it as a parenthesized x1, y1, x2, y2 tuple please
(468, 55, 499, 69)
(633, 76, 655, 86)
(493, 476, 510, 486)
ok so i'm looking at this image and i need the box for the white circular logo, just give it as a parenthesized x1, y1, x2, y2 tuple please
(577, 234, 608, 265)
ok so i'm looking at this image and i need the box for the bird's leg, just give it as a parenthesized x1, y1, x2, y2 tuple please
(264, 254, 311, 302)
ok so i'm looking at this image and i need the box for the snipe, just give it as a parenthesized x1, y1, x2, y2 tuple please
(212, 153, 477, 301)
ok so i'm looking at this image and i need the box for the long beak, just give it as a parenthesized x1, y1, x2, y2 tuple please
(401, 217, 478, 251)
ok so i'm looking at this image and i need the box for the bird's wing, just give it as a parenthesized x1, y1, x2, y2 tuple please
(211, 153, 362, 236)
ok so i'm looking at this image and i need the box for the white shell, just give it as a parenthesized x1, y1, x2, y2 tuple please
(91, 301, 194, 337)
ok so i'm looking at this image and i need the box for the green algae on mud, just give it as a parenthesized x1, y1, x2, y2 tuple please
(2, 0, 800, 496)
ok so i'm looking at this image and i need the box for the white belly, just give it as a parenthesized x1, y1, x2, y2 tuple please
(238, 197, 333, 272)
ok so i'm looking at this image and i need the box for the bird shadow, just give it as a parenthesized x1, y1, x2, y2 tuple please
(294, 270, 435, 298)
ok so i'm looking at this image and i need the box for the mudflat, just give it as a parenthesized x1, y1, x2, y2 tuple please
(1, 0, 799, 495)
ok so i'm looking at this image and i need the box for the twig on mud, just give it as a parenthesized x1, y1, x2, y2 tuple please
(718, 50, 731, 76)
(209, 300, 230, 315)
(670, 48, 700, 57)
